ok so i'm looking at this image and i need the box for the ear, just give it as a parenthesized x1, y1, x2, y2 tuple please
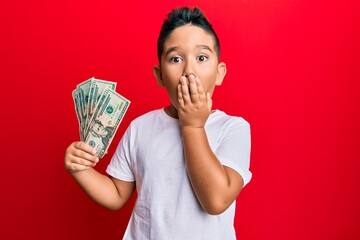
(153, 65, 164, 87)
(215, 62, 227, 86)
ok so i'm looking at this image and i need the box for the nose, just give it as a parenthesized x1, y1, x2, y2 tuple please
(182, 59, 195, 78)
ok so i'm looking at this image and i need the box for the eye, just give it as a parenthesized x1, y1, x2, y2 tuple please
(197, 55, 208, 62)
(169, 56, 182, 63)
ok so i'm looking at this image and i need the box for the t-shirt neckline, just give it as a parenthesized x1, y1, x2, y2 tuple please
(160, 108, 220, 122)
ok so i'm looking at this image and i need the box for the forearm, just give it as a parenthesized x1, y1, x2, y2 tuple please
(177, 74, 242, 214)
(182, 126, 238, 214)
(71, 168, 126, 210)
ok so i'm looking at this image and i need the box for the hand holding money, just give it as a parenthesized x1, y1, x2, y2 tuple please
(72, 77, 130, 158)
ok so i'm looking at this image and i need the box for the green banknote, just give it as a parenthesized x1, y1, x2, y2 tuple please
(72, 77, 130, 158)
(75, 77, 93, 140)
(72, 90, 82, 139)
(87, 78, 117, 132)
(85, 88, 130, 158)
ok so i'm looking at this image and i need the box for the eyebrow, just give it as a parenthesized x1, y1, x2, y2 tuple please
(164, 45, 214, 56)
(165, 46, 179, 56)
(197, 45, 213, 53)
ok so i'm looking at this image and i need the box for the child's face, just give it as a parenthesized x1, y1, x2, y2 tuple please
(154, 24, 226, 111)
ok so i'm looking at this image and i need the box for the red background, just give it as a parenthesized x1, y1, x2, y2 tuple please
(1, 0, 359, 239)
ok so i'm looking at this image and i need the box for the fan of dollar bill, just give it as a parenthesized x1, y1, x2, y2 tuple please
(72, 77, 131, 158)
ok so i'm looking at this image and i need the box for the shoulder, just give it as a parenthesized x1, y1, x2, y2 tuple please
(126, 109, 166, 136)
(130, 109, 163, 126)
(210, 110, 250, 129)
(119, 109, 164, 145)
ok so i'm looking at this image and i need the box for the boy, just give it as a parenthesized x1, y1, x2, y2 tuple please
(64, 6, 251, 239)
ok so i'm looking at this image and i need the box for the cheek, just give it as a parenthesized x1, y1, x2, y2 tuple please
(199, 75, 217, 92)
(161, 69, 181, 90)
(165, 85, 177, 96)
(162, 78, 179, 103)
(163, 74, 180, 89)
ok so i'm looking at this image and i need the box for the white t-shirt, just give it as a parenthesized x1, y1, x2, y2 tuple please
(106, 109, 252, 240)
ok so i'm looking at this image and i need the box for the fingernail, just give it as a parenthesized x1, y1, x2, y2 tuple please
(91, 149, 97, 154)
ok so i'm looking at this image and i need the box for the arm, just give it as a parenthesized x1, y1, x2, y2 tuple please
(64, 141, 135, 210)
(178, 75, 244, 215)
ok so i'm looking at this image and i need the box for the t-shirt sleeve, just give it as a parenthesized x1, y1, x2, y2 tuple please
(106, 124, 135, 182)
(216, 118, 252, 186)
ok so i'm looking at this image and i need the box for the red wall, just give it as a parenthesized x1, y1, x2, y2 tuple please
(1, 0, 359, 239)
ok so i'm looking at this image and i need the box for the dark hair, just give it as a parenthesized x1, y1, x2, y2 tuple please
(157, 7, 220, 63)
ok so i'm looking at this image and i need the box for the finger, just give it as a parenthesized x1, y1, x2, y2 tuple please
(195, 77, 206, 101)
(188, 74, 199, 103)
(177, 84, 185, 108)
(71, 145, 98, 162)
(74, 141, 97, 155)
(64, 154, 94, 172)
(65, 147, 98, 166)
(180, 76, 191, 103)
(68, 143, 99, 164)
(72, 155, 98, 166)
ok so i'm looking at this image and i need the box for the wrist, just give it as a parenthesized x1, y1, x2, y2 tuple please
(181, 125, 205, 129)
(179, 119, 207, 129)
(181, 125, 206, 136)
(69, 166, 92, 177)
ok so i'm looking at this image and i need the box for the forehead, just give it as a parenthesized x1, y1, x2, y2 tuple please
(163, 24, 216, 51)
